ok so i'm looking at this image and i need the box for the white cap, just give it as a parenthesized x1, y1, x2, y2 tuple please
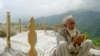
(62, 14, 73, 24)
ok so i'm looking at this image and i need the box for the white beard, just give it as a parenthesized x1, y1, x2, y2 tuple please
(67, 28, 77, 37)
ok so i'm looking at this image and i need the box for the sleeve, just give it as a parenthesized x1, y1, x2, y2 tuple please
(57, 33, 76, 52)
(56, 33, 66, 45)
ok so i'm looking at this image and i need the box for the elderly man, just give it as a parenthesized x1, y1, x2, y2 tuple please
(52, 15, 93, 56)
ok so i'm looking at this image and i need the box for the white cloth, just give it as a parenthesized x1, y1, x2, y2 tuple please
(54, 28, 93, 56)
(55, 39, 92, 56)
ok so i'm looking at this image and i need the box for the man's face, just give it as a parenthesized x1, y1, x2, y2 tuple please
(65, 18, 75, 30)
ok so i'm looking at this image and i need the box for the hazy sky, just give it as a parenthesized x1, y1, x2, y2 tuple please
(0, 0, 100, 22)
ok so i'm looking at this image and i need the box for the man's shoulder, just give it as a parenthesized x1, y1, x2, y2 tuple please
(58, 28, 80, 35)
(58, 28, 66, 34)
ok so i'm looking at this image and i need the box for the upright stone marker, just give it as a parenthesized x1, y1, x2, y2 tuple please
(28, 17, 37, 56)
(6, 12, 11, 48)
(53, 25, 58, 32)
(19, 18, 22, 33)
(44, 23, 47, 32)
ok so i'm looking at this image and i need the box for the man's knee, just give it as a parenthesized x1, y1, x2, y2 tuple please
(82, 39, 93, 47)
(59, 41, 68, 45)
(85, 39, 92, 44)
(59, 41, 68, 47)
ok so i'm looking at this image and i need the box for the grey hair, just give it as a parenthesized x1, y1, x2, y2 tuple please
(62, 14, 73, 24)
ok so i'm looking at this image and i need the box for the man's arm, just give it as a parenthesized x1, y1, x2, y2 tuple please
(56, 33, 76, 52)
(73, 30, 85, 46)
(56, 33, 66, 45)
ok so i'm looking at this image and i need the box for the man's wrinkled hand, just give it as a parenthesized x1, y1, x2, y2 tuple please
(73, 34, 86, 46)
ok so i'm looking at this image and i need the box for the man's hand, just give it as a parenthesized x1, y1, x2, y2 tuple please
(73, 34, 86, 46)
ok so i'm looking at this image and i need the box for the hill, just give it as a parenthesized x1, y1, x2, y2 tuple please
(35, 11, 100, 37)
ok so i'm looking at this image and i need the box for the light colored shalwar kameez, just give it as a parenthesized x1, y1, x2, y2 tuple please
(53, 28, 93, 56)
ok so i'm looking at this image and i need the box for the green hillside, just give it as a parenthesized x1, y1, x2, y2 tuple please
(35, 11, 100, 38)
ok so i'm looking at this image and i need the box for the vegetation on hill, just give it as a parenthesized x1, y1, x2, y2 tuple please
(35, 11, 100, 38)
